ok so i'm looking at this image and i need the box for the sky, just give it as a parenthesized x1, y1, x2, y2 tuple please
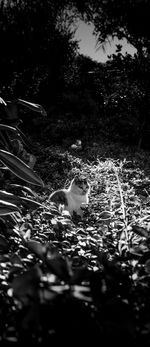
(75, 21, 137, 63)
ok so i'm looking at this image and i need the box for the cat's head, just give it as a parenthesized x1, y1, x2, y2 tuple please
(70, 175, 90, 195)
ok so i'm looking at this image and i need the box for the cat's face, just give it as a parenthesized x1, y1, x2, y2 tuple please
(71, 175, 90, 195)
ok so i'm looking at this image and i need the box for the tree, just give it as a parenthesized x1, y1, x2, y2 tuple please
(65, 0, 150, 148)
(0, 0, 78, 102)
(68, 0, 150, 53)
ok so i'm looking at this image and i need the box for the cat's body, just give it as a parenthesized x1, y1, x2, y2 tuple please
(49, 176, 90, 217)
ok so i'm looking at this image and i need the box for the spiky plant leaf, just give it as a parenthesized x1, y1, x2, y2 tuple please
(17, 99, 47, 116)
(0, 150, 44, 186)
(0, 200, 21, 215)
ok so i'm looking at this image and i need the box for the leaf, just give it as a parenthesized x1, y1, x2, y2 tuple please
(27, 154, 36, 169)
(145, 259, 150, 273)
(10, 253, 23, 266)
(0, 123, 19, 133)
(23, 229, 31, 241)
(19, 197, 44, 210)
(0, 124, 33, 152)
(16, 126, 35, 151)
(0, 97, 7, 106)
(72, 285, 92, 302)
(0, 234, 8, 250)
(11, 266, 42, 300)
(0, 214, 18, 228)
(0, 190, 21, 205)
(0, 200, 21, 215)
(0, 150, 44, 186)
(132, 225, 149, 238)
(17, 98, 47, 116)
(26, 240, 46, 259)
(41, 211, 55, 219)
(0, 124, 23, 150)
(0, 128, 13, 151)
(10, 184, 38, 197)
(99, 211, 112, 220)
(45, 250, 72, 280)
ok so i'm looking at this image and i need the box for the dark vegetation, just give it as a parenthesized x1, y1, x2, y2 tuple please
(1, 0, 150, 345)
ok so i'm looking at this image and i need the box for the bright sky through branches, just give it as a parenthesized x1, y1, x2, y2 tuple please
(75, 21, 137, 62)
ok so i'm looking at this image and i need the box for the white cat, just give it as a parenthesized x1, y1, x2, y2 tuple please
(49, 175, 90, 217)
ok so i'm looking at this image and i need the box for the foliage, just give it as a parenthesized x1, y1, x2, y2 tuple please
(0, 0, 78, 102)
(70, 0, 150, 52)
(55, 50, 150, 149)
(54, 1, 150, 151)
(97, 53, 150, 147)
(0, 95, 45, 235)
(0, 96, 47, 163)
(1, 0, 150, 151)
(1, 131, 150, 344)
(1, 3, 150, 342)
(37, 50, 150, 149)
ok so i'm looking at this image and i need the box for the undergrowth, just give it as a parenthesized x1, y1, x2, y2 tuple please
(1, 136, 150, 345)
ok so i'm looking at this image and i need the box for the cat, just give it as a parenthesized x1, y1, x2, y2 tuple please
(49, 175, 90, 217)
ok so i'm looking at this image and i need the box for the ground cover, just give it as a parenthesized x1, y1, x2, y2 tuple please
(1, 136, 150, 345)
